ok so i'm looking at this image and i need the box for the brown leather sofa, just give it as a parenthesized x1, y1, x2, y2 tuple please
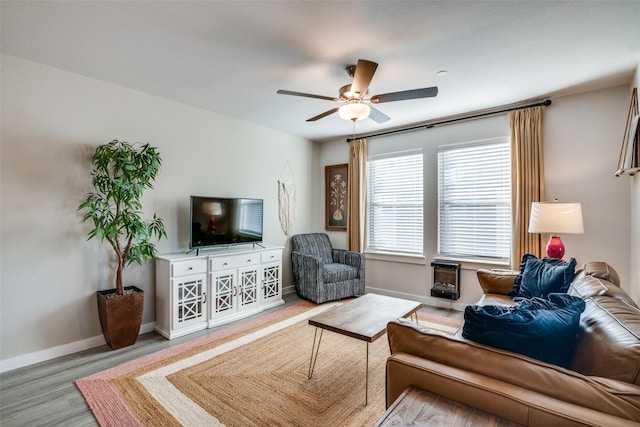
(385, 261, 640, 426)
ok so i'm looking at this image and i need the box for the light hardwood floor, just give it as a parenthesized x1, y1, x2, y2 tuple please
(0, 293, 463, 426)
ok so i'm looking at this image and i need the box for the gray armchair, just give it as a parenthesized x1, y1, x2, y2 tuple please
(291, 233, 365, 304)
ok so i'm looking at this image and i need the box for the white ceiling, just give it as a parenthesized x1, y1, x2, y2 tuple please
(2, 1, 639, 142)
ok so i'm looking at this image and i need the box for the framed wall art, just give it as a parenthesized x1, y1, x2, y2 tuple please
(325, 163, 348, 231)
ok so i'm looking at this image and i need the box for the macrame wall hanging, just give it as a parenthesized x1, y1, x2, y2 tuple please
(278, 161, 297, 236)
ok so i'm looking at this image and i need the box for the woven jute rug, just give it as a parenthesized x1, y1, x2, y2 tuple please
(77, 299, 463, 426)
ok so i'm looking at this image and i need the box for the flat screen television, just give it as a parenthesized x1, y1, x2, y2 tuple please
(190, 196, 263, 249)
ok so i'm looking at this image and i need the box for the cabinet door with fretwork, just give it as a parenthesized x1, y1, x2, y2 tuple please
(260, 249, 282, 308)
(210, 269, 237, 318)
(172, 272, 207, 330)
(237, 265, 260, 312)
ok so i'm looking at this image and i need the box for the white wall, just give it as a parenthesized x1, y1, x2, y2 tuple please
(319, 84, 633, 308)
(0, 55, 315, 370)
(545, 85, 631, 292)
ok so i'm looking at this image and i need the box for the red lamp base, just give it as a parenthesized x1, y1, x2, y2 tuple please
(546, 235, 565, 259)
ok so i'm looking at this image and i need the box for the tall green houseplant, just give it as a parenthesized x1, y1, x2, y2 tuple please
(79, 140, 167, 296)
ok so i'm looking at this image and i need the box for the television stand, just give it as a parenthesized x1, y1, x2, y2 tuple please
(155, 245, 284, 340)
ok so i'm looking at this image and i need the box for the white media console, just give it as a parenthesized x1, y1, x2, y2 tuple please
(155, 245, 284, 339)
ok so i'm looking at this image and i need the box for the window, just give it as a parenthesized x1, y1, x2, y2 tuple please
(366, 151, 423, 255)
(437, 138, 511, 262)
(238, 199, 263, 237)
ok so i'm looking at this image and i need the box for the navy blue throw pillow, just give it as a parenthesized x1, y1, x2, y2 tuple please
(509, 254, 535, 297)
(510, 254, 576, 298)
(462, 294, 586, 367)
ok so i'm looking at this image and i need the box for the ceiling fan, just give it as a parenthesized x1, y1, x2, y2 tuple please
(277, 59, 438, 123)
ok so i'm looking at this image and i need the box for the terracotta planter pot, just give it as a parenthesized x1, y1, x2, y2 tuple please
(97, 286, 144, 350)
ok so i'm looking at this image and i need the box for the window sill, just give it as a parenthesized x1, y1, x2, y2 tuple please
(362, 252, 512, 270)
(365, 251, 426, 265)
(433, 256, 510, 271)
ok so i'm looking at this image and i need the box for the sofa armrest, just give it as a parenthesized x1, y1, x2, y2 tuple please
(386, 319, 640, 420)
(332, 249, 365, 278)
(386, 353, 640, 427)
(476, 269, 518, 295)
(291, 251, 323, 284)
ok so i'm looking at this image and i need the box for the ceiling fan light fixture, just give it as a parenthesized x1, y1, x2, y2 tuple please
(277, 58, 438, 123)
(338, 103, 370, 121)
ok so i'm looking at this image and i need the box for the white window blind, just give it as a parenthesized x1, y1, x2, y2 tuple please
(367, 151, 423, 254)
(437, 139, 511, 261)
(239, 199, 263, 237)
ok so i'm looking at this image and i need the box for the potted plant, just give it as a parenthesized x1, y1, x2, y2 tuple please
(78, 139, 167, 349)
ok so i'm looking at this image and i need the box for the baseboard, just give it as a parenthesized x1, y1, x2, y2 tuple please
(0, 321, 156, 373)
(282, 284, 295, 295)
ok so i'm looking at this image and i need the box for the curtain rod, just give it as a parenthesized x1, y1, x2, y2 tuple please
(346, 99, 552, 143)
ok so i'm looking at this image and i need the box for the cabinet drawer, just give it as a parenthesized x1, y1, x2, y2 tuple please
(261, 250, 282, 263)
(171, 259, 207, 277)
(210, 254, 259, 270)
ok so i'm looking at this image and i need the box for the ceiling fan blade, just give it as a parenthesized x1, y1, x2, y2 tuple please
(370, 86, 438, 104)
(350, 59, 378, 98)
(306, 108, 340, 122)
(368, 106, 391, 124)
(277, 89, 338, 102)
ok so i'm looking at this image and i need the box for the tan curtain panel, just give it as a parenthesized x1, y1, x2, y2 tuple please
(346, 139, 367, 252)
(510, 106, 546, 267)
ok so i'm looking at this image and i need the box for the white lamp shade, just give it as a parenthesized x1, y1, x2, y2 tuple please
(338, 103, 370, 121)
(528, 201, 584, 234)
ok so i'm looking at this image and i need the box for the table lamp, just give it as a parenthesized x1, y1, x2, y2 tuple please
(528, 200, 584, 259)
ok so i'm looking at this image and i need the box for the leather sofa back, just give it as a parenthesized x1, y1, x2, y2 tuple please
(568, 262, 640, 385)
(575, 261, 621, 287)
(571, 262, 636, 306)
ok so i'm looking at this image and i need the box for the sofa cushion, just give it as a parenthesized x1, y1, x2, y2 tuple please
(323, 263, 358, 282)
(511, 254, 576, 298)
(463, 293, 585, 367)
(576, 261, 621, 286)
(570, 296, 640, 385)
(476, 269, 518, 295)
(568, 273, 608, 299)
(476, 293, 516, 308)
(570, 265, 638, 308)
(509, 254, 531, 296)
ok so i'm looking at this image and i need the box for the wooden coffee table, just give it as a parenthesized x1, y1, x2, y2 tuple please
(307, 293, 422, 406)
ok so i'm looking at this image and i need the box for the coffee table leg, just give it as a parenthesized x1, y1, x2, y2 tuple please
(365, 341, 369, 406)
(308, 328, 324, 379)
